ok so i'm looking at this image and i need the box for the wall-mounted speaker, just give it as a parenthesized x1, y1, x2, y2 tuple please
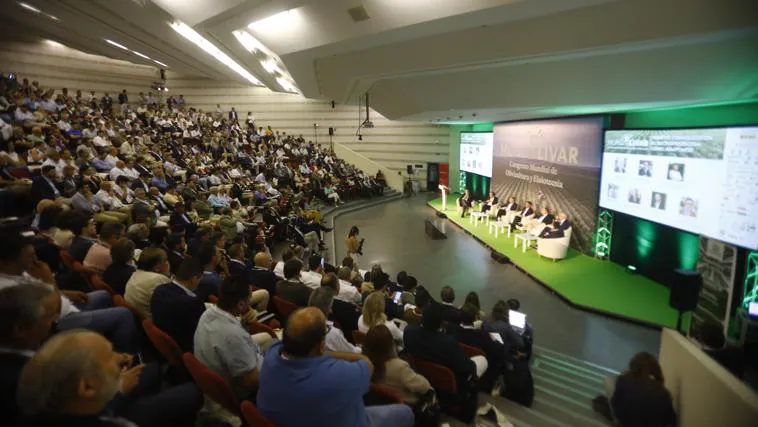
(407, 165, 414, 175)
(328, 127, 334, 136)
(669, 269, 702, 312)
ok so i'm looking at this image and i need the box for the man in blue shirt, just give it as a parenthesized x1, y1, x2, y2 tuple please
(257, 307, 414, 427)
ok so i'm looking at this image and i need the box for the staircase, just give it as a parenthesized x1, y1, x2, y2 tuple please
(447, 346, 617, 427)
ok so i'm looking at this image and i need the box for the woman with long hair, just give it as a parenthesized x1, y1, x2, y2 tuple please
(358, 292, 404, 344)
(362, 325, 432, 404)
(462, 291, 485, 322)
(345, 225, 363, 266)
(609, 352, 676, 427)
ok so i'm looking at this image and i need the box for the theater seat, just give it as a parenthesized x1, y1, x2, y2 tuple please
(537, 227, 572, 261)
(459, 343, 486, 358)
(183, 352, 240, 416)
(407, 355, 457, 395)
(143, 320, 184, 369)
(364, 383, 404, 406)
(273, 296, 298, 319)
(240, 400, 276, 427)
(248, 320, 278, 339)
(352, 330, 366, 345)
(112, 295, 145, 323)
(90, 275, 116, 296)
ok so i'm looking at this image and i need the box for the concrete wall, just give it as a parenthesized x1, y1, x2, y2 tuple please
(659, 329, 758, 427)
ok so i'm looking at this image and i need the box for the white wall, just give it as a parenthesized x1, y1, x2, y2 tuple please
(167, 72, 452, 189)
(659, 329, 758, 427)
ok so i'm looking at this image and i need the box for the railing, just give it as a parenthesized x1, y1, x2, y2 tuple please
(332, 142, 403, 192)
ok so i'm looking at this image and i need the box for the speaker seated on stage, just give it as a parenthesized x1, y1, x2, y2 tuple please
(480, 192, 499, 213)
(537, 222, 571, 261)
(457, 189, 473, 217)
(555, 212, 572, 232)
(538, 221, 565, 239)
(522, 207, 554, 235)
(508, 201, 534, 229)
(495, 196, 519, 220)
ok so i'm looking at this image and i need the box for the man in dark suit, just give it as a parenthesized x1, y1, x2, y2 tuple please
(187, 227, 212, 258)
(131, 173, 151, 193)
(165, 233, 186, 276)
(480, 191, 499, 213)
(525, 207, 554, 235)
(539, 222, 565, 239)
(102, 238, 137, 295)
(439, 286, 462, 328)
(30, 165, 61, 205)
(150, 261, 206, 352)
(169, 204, 196, 236)
(195, 244, 223, 302)
(495, 196, 518, 219)
(228, 107, 238, 122)
(450, 303, 507, 389)
(510, 201, 534, 228)
(555, 212, 572, 231)
(404, 303, 480, 388)
(275, 258, 312, 307)
(227, 243, 252, 281)
(0, 282, 60, 426)
(249, 251, 278, 295)
(66, 211, 98, 262)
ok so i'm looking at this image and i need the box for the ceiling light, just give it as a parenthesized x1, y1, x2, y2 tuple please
(170, 21, 262, 86)
(248, 9, 300, 33)
(233, 30, 265, 54)
(132, 51, 150, 60)
(276, 76, 299, 94)
(44, 39, 63, 48)
(18, 2, 41, 13)
(260, 59, 281, 74)
(46, 14, 59, 21)
(105, 39, 128, 50)
(153, 59, 168, 67)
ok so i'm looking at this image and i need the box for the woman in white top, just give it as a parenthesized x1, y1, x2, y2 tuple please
(358, 292, 404, 344)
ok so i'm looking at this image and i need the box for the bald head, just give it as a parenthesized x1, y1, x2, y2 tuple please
(17, 330, 121, 416)
(254, 251, 272, 269)
(282, 307, 327, 358)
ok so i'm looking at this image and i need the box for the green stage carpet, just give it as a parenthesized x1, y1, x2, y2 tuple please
(428, 198, 685, 329)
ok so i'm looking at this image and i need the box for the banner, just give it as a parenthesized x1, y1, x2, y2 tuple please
(492, 117, 604, 254)
(691, 236, 738, 337)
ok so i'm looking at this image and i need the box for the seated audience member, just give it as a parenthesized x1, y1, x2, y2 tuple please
(358, 292, 404, 345)
(194, 277, 272, 401)
(301, 253, 324, 289)
(249, 251, 279, 307)
(439, 285, 462, 327)
(226, 244, 270, 312)
(0, 282, 59, 425)
(608, 352, 677, 427)
(309, 287, 360, 353)
(83, 222, 125, 273)
(186, 226, 211, 257)
(276, 257, 312, 307)
(101, 238, 136, 295)
(16, 330, 202, 427)
(696, 320, 745, 378)
(124, 247, 172, 320)
(336, 266, 362, 305)
(30, 165, 62, 206)
(0, 229, 138, 353)
(400, 274, 418, 306)
(195, 243, 223, 302)
(462, 291, 486, 323)
(321, 272, 361, 343)
(151, 260, 206, 352)
(169, 202, 197, 236)
(71, 183, 127, 225)
(363, 324, 433, 404)
(273, 248, 295, 279)
(482, 300, 525, 357)
(538, 221, 565, 239)
(165, 233, 186, 275)
(404, 303, 487, 386)
(257, 307, 414, 427)
(65, 210, 98, 262)
(450, 303, 506, 389)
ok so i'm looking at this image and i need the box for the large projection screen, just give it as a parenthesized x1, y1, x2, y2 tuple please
(460, 132, 493, 177)
(599, 127, 758, 250)
(491, 117, 604, 254)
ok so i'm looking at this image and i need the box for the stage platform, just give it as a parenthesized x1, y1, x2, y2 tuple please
(428, 198, 686, 330)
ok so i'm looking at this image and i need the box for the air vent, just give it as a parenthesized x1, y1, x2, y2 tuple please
(347, 6, 371, 22)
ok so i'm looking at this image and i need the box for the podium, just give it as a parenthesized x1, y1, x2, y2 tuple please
(438, 185, 450, 211)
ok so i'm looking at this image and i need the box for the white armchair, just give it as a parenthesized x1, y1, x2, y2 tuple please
(537, 227, 572, 261)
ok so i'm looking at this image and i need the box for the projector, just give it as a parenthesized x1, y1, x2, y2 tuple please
(362, 119, 374, 128)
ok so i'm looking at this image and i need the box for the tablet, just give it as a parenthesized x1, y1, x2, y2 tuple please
(509, 310, 526, 329)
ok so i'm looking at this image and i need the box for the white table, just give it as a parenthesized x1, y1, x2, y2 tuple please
(488, 219, 508, 238)
(469, 212, 487, 226)
(514, 233, 539, 252)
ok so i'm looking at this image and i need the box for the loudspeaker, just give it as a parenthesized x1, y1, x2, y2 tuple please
(328, 127, 334, 136)
(407, 165, 414, 175)
(424, 219, 446, 240)
(435, 212, 447, 219)
(669, 269, 702, 312)
(491, 251, 510, 264)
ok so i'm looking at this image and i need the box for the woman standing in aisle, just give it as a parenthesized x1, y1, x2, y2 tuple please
(346, 225, 364, 268)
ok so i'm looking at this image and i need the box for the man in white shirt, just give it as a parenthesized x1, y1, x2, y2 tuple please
(309, 287, 361, 353)
(94, 181, 126, 211)
(109, 160, 128, 182)
(92, 130, 112, 148)
(336, 267, 362, 305)
(56, 112, 72, 132)
(41, 149, 66, 178)
(301, 255, 324, 290)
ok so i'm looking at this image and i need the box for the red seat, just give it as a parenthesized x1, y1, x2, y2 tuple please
(142, 320, 184, 372)
(273, 296, 298, 319)
(183, 353, 240, 416)
(248, 320, 277, 339)
(352, 330, 366, 345)
(407, 355, 458, 395)
(90, 275, 116, 296)
(364, 383, 404, 406)
(459, 343, 486, 359)
(9, 168, 32, 179)
(60, 249, 94, 285)
(240, 400, 277, 427)
(112, 295, 145, 323)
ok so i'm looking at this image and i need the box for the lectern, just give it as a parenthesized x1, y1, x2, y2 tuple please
(438, 185, 450, 211)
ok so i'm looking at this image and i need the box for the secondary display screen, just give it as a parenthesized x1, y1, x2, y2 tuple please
(599, 127, 758, 250)
(460, 132, 493, 177)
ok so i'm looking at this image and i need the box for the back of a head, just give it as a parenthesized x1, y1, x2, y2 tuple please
(337, 266, 352, 281)
(58, 209, 91, 235)
(341, 256, 354, 270)
(403, 276, 418, 292)
(491, 300, 509, 322)
(38, 205, 63, 230)
(373, 272, 389, 291)
(218, 276, 250, 310)
(308, 287, 334, 316)
(283, 258, 303, 280)
(506, 298, 521, 311)
(440, 286, 455, 303)
(308, 254, 321, 271)
(320, 272, 339, 292)
(282, 307, 327, 358)
(175, 260, 202, 282)
(109, 238, 135, 265)
(0, 281, 55, 346)
(98, 222, 124, 242)
(196, 243, 217, 268)
(460, 303, 478, 325)
(628, 352, 664, 384)
(362, 292, 386, 327)
(464, 291, 481, 310)
(362, 324, 394, 380)
(396, 271, 408, 286)
(17, 330, 120, 416)
(280, 248, 294, 263)
(422, 302, 443, 331)
(254, 251, 272, 268)
(414, 286, 431, 308)
(166, 233, 184, 251)
(228, 243, 244, 260)
(137, 247, 166, 272)
(0, 227, 29, 265)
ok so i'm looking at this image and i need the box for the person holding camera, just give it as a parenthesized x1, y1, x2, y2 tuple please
(346, 225, 365, 267)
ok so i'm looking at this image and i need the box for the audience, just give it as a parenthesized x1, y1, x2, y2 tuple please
(123, 247, 171, 319)
(607, 352, 676, 427)
(276, 257, 312, 306)
(101, 237, 136, 295)
(309, 287, 360, 353)
(257, 307, 414, 427)
(482, 300, 525, 358)
(150, 260, 206, 352)
(82, 221, 124, 273)
(358, 292, 404, 345)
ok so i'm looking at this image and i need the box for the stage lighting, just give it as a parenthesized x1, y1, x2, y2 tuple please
(627, 265, 637, 273)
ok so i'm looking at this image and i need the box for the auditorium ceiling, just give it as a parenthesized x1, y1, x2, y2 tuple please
(1, 0, 756, 123)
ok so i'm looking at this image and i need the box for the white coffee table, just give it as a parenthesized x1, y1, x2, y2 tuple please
(514, 233, 539, 252)
(488, 219, 508, 238)
(469, 212, 487, 226)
